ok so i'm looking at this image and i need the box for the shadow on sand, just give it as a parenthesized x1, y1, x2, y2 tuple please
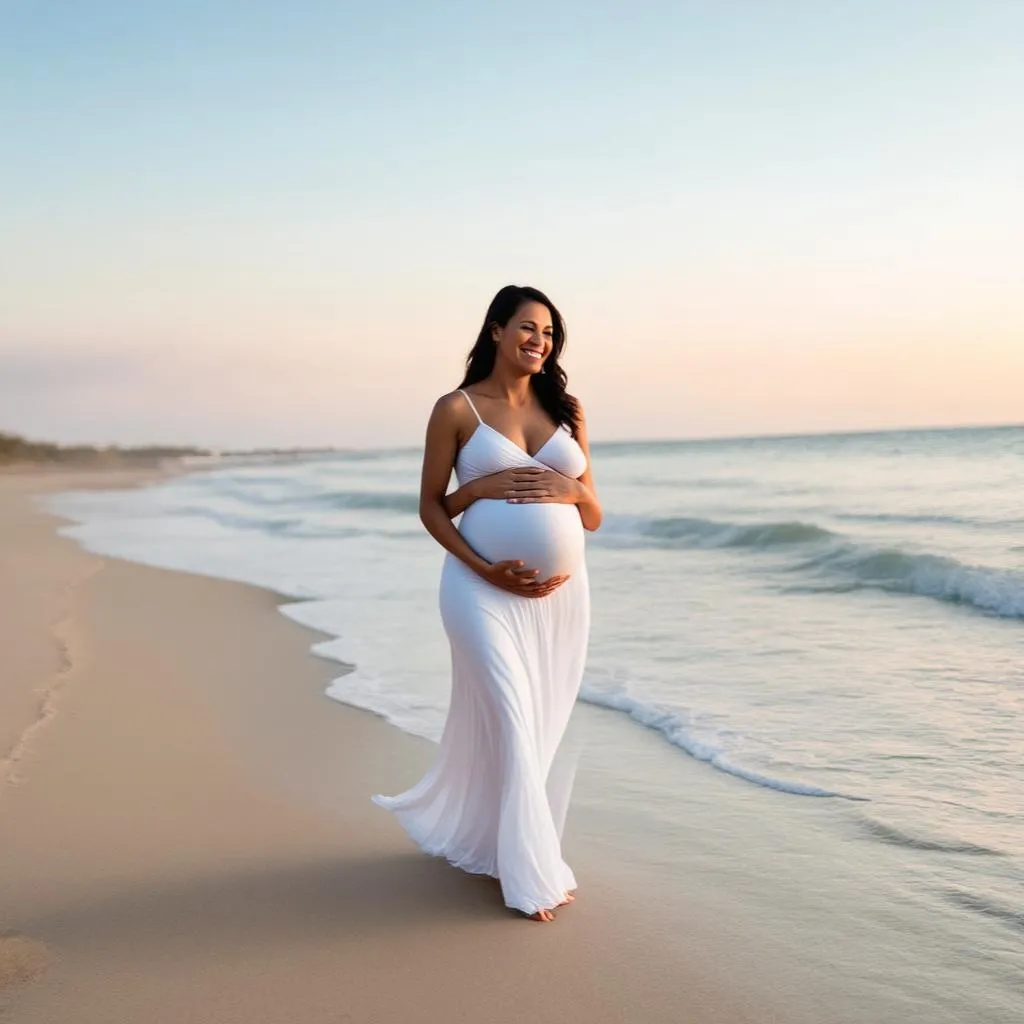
(21, 851, 517, 952)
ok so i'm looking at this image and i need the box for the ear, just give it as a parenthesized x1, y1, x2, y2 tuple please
(491, 323, 502, 344)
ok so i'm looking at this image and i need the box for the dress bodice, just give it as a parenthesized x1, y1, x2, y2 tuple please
(454, 415, 588, 486)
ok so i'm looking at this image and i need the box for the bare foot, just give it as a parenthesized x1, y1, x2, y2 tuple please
(528, 908, 556, 922)
(557, 888, 577, 907)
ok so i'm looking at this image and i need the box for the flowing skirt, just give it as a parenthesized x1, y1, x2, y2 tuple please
(373, 554, 590, 915)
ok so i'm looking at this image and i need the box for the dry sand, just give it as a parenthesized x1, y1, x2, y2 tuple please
(0, 468, 768, 1023)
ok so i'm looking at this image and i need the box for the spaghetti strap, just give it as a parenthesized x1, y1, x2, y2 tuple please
(458, 388, 483, 424)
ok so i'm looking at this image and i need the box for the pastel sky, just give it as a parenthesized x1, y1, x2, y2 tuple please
(2, 1, 1022, 448)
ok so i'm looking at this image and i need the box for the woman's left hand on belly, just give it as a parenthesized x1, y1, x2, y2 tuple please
(504, 468, 581, 504)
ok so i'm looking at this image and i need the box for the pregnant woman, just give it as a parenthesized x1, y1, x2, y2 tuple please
(373, 284, 602, 922)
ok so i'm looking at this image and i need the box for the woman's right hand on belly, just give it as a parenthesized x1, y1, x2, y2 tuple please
(479, 559, 571, 598)
(469, 468, 545, 502)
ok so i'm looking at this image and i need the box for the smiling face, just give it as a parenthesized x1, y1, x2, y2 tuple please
(491, 300, 554, 377)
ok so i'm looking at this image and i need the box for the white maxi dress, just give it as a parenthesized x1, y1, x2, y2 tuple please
(373, 390, 591, 916)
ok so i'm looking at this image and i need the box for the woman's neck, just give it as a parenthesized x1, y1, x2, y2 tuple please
(480, 367, 534, 406)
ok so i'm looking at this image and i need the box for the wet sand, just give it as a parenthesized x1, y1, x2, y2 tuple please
(0, 468, 763, 1024)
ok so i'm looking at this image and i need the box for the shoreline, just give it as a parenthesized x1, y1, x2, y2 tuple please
(0, 467, 765, 1024)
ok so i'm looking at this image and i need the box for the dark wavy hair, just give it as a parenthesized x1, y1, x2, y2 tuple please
(458, 284, 580, 436)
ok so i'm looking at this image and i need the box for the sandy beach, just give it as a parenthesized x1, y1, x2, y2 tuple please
(0, 467, 767, 1024)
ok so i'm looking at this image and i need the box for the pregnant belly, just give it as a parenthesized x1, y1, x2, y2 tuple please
(460, 500, 585, 579)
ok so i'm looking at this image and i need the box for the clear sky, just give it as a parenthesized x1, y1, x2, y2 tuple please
(2, 1, 1021, 448)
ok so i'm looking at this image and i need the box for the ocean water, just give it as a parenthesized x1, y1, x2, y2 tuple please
(46, 424, 1023, 1020)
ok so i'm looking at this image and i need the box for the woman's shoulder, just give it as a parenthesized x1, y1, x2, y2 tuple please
(433, 389, 473, 415)
(429, 390, 479, 436)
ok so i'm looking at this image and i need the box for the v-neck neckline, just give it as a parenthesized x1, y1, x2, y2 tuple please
(457, 387, 561, 460)
(474, 421, 560, 461)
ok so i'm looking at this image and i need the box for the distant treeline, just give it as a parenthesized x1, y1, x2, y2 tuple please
(0, 431, 208, 466)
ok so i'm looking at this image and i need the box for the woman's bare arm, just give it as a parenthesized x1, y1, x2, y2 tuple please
(571, 402, 602, 532)
(419, 395, 492, 573)
(442, 479, 479, 518)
